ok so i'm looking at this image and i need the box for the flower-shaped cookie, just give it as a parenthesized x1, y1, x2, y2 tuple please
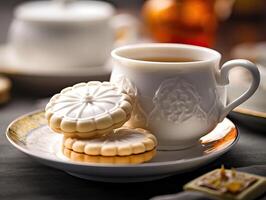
(45, 81, 133, 138)
(63, 127, 157, 156)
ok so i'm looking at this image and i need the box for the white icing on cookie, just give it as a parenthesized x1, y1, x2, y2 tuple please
(45, 81, 133, 137)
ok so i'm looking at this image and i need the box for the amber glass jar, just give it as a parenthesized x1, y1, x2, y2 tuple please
(142, 0, 217, 47)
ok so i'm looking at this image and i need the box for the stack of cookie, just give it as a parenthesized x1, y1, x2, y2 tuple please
(45, 81, 157, 164)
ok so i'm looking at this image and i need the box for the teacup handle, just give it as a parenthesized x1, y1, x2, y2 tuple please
(218, 59, 260, 121)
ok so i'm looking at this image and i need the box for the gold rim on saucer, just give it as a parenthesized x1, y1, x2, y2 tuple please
(6, 110, 238, 166)
(5, 110, 239, 182)
(233, 107, 266, 119)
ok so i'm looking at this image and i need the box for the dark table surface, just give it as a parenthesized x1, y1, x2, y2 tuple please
(0, 96, 265, 200)
(0, 3, 266, 200)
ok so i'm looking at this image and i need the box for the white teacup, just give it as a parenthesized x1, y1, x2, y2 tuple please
(111, 43, 260, 150)
(8, 0, 136, 70)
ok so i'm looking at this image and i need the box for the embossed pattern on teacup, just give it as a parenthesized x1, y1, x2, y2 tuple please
(113, 76, 221, 129)
(150, 78, 207, 123)
(113, 76, 148, 129)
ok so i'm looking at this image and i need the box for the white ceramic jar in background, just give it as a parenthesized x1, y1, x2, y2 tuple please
(111, 43, 260, 150)
(8, 0, 129, 70)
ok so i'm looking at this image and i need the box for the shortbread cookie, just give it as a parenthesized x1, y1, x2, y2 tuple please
(63, 127, 157, 156)
(45, 81, 133, 138)
(0, 76, 11, 105)
(63, 148, 156, 164)
(184, 166, 266, 200)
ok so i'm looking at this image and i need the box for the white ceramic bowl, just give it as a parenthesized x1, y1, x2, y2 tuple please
(8, 0, 115, 69)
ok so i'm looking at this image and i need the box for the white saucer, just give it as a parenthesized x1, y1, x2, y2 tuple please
(6, 110, 238, 183)
(0, 45, 111, 93)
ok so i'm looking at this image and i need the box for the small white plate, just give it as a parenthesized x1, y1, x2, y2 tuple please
(0, 45, 111, 94)
(6, 111, 238, 183)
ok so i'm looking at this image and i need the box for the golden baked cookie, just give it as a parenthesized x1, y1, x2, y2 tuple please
(63, 127, 157, 156)
(45, 81, 133, 138)
(0, 76, 11, 105)
(63, 148, 156, 165)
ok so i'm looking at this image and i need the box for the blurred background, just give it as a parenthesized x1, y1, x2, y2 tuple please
(0, 0, 266, 98)
(0, 0, 265, 55)
(1, 0, 144, 44)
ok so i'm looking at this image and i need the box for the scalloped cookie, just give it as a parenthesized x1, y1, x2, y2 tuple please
(63, 127, 157, 156)
(45, 81, 133, 138)
(63, 148, 156, 164)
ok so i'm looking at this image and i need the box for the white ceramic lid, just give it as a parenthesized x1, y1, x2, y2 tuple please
(14, 0, 115, 23)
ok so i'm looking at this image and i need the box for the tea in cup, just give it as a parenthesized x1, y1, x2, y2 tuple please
(111, 43, 260, 150)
